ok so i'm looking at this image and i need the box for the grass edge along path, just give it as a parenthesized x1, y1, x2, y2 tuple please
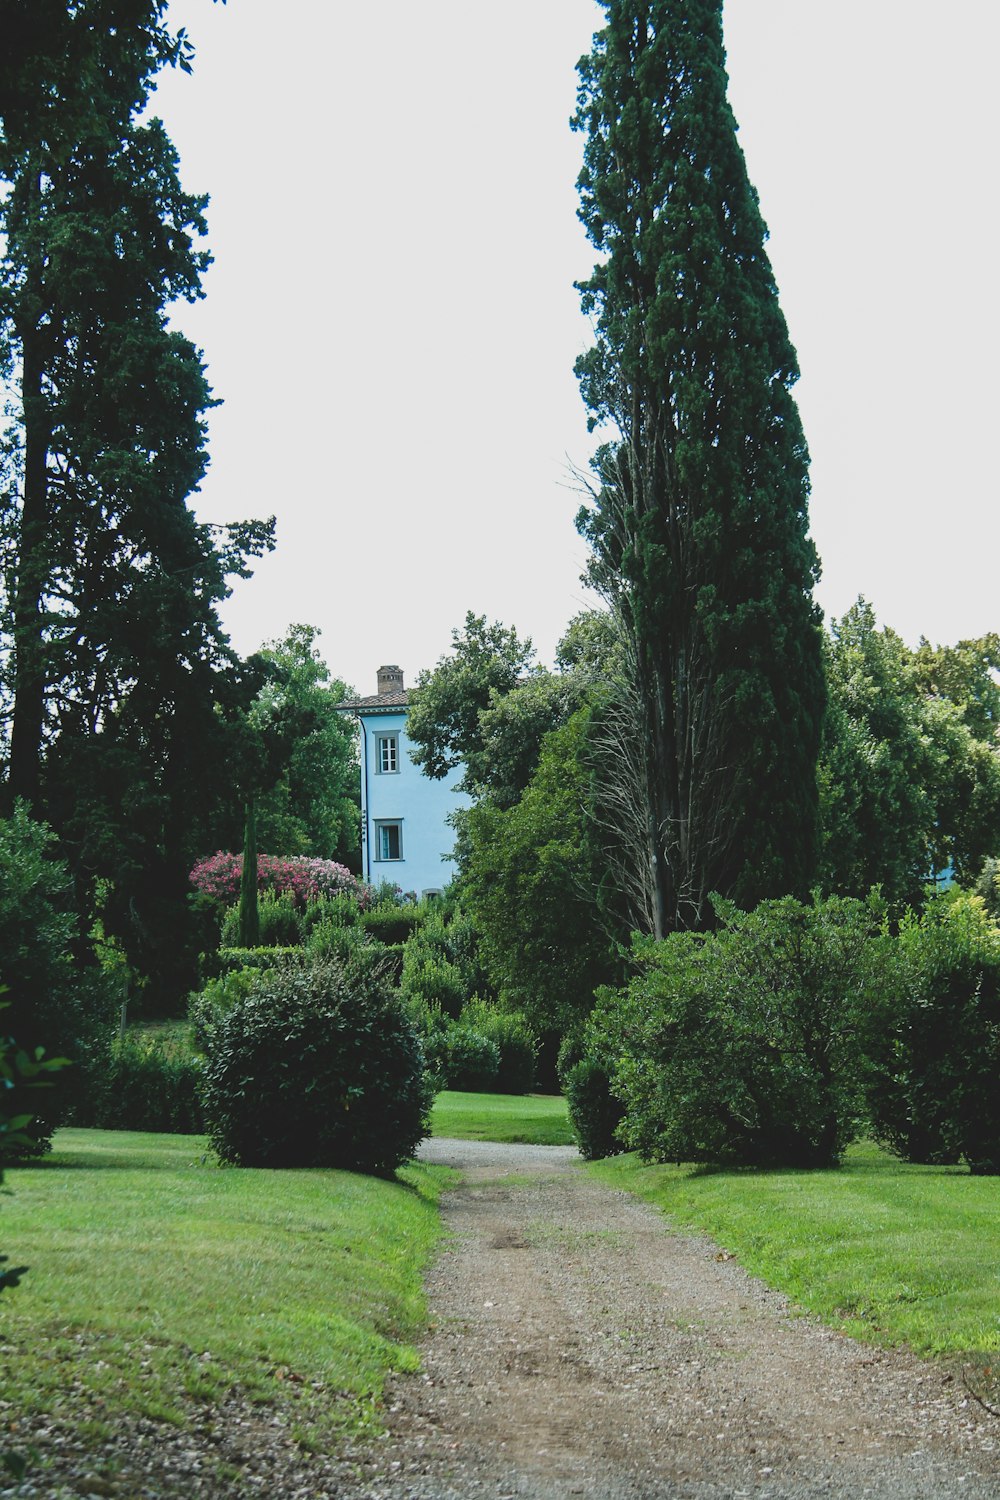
(589, 1142, 1000, 1366)
(0, 1129, 454, 1457)
(429, 1089, 572, 1145)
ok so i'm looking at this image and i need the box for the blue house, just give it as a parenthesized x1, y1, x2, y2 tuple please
(339, 665, 469, 896)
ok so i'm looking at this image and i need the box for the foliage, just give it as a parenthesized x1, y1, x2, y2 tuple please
(400, 951, 466, 1020)
(819, 603, 1000, 905)
(594, 894, 893, 1168)
(214, 946, 302, 975)
(414, 998, 537, 1095)
(462, 707, 622, 1039)
(1, 1011, 69, 1297)
(238, 799, 260, 948)
(78, 1035, 205, 1134)
(304, 918, 374, 969)
(361, 903, 427, 947)
(221, 888, 301, 949)
(973, 857, 1000, 920)
(471, 670, 596, 810)
(462, 999, 537, 1094)
(432, 1029, 500, 1093)
(188, 968, 259, 1053)
(572, 0, 825, 932)
(201, 956, 433, 1174)
(190, 851, 366, 908)
(406, 612, 537, 787)
(247, 624, 360, 864)
(0, 1, 274, 1009)
(564, 1058, 625, 1163)
(0, 805, 113, 1152)
(867, 892, 1000, 1173)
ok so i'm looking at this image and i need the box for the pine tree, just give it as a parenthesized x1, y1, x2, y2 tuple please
(573, 0, 826, 933)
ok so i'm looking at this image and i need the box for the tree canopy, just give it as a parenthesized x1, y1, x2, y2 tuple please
(249, 624, 359, 865)
(573, 0, 826, 933)
(820, 601, 1000, 905)
(0, 2, 271, 1005)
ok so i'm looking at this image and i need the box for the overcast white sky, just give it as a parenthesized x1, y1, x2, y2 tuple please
(154, 1, 999, 695)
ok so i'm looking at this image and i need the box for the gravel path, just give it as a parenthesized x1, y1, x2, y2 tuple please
(343, 1138, 1000, 1500)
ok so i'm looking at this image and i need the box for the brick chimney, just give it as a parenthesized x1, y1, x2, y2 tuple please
(377, 664, 404, 696)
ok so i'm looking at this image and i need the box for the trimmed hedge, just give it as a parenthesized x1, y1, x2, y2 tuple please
(80, 1036, 206, 1134)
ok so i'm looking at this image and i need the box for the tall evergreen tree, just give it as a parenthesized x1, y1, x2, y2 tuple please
(0, 1, 273, 1003)
(573, 1, 826, 933)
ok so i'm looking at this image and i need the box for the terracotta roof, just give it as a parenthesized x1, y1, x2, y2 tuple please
(337, 689, 410, 712)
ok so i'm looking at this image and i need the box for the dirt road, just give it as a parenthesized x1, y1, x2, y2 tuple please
(346, 1138, 1000, 1499)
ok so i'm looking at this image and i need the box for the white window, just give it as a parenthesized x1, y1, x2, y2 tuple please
(376, 733, 398, 774)
(375, 820, 402, 861)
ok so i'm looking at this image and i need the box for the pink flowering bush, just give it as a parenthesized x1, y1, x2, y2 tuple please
(191, 852, 372, 910)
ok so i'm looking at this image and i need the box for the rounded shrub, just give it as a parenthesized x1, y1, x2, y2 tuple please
(463, 999, 537, 1094)
(589, 894, 893, 1169)
(201, 955, 433, 1174)
(565, 1057, 626, 1161)
(441, 1029, 500, 1092)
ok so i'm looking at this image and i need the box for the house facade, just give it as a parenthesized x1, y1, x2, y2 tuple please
(339, 665, 469, 897)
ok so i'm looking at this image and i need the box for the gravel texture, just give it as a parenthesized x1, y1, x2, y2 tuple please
(344, 1138, 1000, 1499)
(6, 1137, 1000, 1498)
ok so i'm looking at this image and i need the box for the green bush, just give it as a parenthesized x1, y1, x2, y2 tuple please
(592, 894, 893, 1169)
(565, 1057, 625, 1161)
(304, 918, 369, 964)
(556, 1030, 587, 1089)
(218, 890, 366, 951)
(221, 889, 301, 948)
(80, 1035, 206, 1134)
(437, 904, 490, 998)
(216, 946, 301, 974)
(462, 999, 537, 1093)
(400, 951, 466, 1018)
(361, 905, 425, 946)
(188, 969, 260, 1053)
(0, 805, 114, 1154)
(438, 1029, 500, 1092)
(2, 1016, 70, 1298)
(201, 955, 433, 1174)
(298, 892, 361, 938)
(867, 891, 1000, 1173)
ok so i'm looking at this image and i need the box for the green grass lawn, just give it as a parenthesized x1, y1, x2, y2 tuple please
(429, 1090, 573, 1145)
(590, 1142, 1000, 1361)
(0, 1129, 452, 1452)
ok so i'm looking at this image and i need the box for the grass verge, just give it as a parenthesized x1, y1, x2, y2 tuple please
(0, 1128, 452, 1449)
(589, 1142, 1000, 1361)
(430, 1090, 573, 1145)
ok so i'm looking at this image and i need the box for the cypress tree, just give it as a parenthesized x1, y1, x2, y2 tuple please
(238, 797, 260, 950)
(573, 0, 826, 933)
